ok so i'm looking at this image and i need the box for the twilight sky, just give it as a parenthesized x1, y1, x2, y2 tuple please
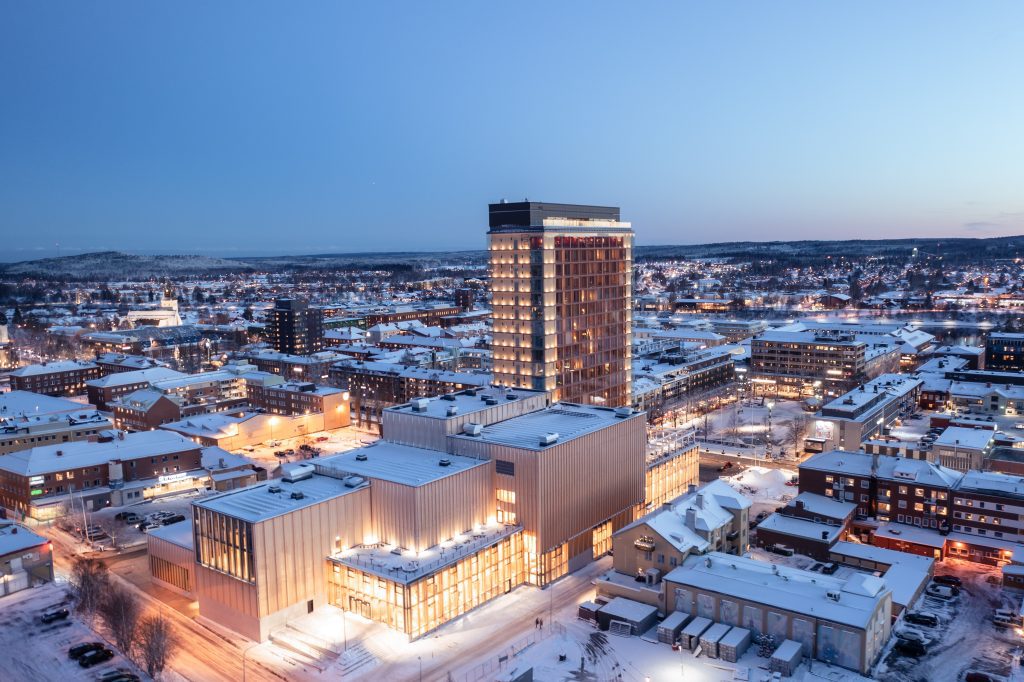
(3, 2, 1024, 260)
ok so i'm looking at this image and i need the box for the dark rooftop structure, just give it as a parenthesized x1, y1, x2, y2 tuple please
(488, 201, 620, 230)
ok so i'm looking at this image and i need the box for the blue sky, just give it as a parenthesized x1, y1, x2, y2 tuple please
(2, 2, 1024, 259)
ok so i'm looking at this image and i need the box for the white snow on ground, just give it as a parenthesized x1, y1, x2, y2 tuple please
(875, 558, 1024, 682)
(723, 466, 798, 505)
(0, 582, 145, 681)
(501, 615, 872, 682)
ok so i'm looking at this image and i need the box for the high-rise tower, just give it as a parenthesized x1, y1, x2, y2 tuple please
(488, 201, 633, 407)
(267, 297, 323, 355)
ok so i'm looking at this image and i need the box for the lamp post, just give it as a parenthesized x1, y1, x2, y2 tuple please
(765, 399, 775, 460)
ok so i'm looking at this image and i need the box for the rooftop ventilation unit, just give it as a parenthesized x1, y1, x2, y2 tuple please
(826, 590, 841, 602)
(447, 406, 458, 417)
(440, 394, 457, 401)
(439, 458, 452, 467)
(343, 475, 365, 488)
(411, 398, 430, 412)
(484, 397, 498, 406)
(540, 432, 559, 446)
(268, 485, 282, 494)
(355, 453, 368, 461)
(282, 463, 315, 483)
(463, 423, 483, 436)
(614, 407, 633, 418)
(290, 491, 305, 500)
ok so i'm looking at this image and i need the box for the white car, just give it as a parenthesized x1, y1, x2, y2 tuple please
(1013, 423, 1024, 430)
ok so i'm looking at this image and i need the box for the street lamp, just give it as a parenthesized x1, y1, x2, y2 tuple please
(765, 399, 775, 460)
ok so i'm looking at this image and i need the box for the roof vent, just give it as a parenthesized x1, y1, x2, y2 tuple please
(614, 407, 633, 418)
(439, 458, 452, 467)
(447, 405, 458, 417)
(56, 450, 63, 457)
(540, 432, 559, 446)
(268, 485, 282, 494)
(411, 398, 430, 412)
(343, 475, 365, 488)
(463, 423, 483, 436)
(355, 453, 368, 461)
(826, 590, 841, 602)
(290, 491, 305, 500)
(440, 394, 457, 401)
(484, 397, 498, 406)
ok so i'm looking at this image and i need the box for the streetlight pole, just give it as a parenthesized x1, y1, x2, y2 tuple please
(766, 400, 775, 461)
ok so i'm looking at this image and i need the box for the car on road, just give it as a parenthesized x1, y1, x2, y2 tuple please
(904, 611, 939, 627)
(933, 574, 962, 588)
(717, 461, 734, 472)
(137, 521, 161, 533)
(161, 513, 186, 526)
(41, 607, 69, 624)
(68, 642, 105, 660)
(79, 647, 115, 668)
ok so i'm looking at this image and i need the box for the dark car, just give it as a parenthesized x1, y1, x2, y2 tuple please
(162, 513, 186, 526)
(41, 607, 70, 623)
(821, 562, 839, 575)
(100, 674, 140, 682)
(98, 670, 136, 682)
(894, 638, 927, 657)
(904, 611, 939, 627)
(933, 574, 962, 588)
(79, 647, 115, 668)
(68, 642, 105, 659)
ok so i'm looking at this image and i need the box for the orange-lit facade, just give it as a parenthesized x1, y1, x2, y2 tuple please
(489, 201, 633, 407)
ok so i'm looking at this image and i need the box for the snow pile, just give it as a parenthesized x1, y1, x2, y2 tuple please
(724, 466, 797, 503)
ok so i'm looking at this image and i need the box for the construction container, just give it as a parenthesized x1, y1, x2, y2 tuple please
(699, 622, 732, 658)
(681, 616, 712, 650)
(718, 626, 751, 662)
(657, 611, 691, 644)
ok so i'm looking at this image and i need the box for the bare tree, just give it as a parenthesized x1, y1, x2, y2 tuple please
(138, 612, 174, 678)
(70, 557, 109, 618)
(99, 585, 142, 655)
(95, 515, 124, 550)
(777, 414, 810, 457)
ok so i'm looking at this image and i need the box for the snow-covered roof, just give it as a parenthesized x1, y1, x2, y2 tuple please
(791, 492, 857, 519)
(85, 367, 185, 388)
(933, 427, 993, 451)
(830, 540, 932, 608)
(622, 480, 749, 554)
(195, 473, 366, 523)
(0, 523, 48, 556)
(10, 360, 97, 376)
(147, 518, 194, 549)
(317, 442, 488, 487)
(757, 514, 843, 543)
(598, 597, 658, 623)
(955, 470, 1024, 499)
(453, 402, 642, 450)
(664, 552, 890, 629)
(0, 391, 94, 418)
(0, 429, 197, 476)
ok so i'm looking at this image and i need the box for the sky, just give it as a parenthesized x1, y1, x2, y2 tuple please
(2, 2, 1024, 260)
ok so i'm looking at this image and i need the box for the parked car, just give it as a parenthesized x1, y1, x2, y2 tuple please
(119, 512, 142, 525)
(41, 607, 69, 624)
(79, 647, 115, 668)
(316, 436, 329, 442)
(162, 513, 186, 526)
(101, 675, 140, 682)
(926, 584, 957, 600)
(933, 574, 962, 588)
(98, 669, 137, 682)
(68, 642, 105, 660)
(895, 629, 930, 645)
(904, 611, 939, 627)
(820, 562, 839, 575)
(768, 545, 795, 557)
(137, 521, 161, 533)
(894, 638, 927, 657)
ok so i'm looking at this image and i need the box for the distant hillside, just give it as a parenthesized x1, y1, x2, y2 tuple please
(0, 251, 257, 279)
(4, 234, 1023, 279)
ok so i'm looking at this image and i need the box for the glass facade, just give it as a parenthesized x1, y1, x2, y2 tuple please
(328, 531, 525, 638)
(490, 225, 633, 407)
(193, 507, 255, 583)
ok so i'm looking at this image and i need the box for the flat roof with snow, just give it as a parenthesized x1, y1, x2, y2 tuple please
(0, 430, 198, 476)
(451, 402, 641, 450)
(664, 552, 890, 629)
(933, 426, 993, 451)
(0, 391, 95, 418)
(194, 473, 366, 523)
(385, 387, 544, 421)
(316, 442, 487, 486)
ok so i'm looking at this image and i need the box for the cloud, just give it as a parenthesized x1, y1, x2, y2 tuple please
(962, 221, 1005, 232)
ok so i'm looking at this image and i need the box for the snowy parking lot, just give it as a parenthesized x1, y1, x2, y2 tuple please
(0, 583, 144, 681)
(876, 558, 1024, 682)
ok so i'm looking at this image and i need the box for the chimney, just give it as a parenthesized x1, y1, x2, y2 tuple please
(685, 507, 697, 531)
(695, 493, 704, 509)
(871, 452, 879, 475)
(56, 450, 63, 457)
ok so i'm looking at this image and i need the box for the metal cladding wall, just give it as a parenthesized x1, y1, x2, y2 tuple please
(452, 412, 646, 553)
(253, 486, 372, 620)
(147, 533, 195, 596)
(368, 463, 493, 552)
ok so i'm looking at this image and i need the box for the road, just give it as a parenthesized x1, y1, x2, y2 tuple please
(40, 521, 287, 682)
